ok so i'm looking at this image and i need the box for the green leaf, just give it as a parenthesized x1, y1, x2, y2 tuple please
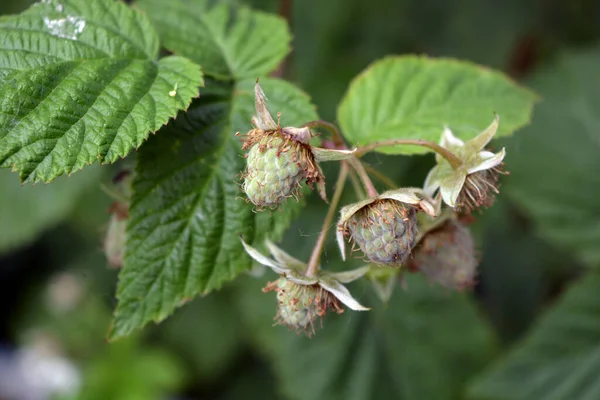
(0, 0, 203, 183)
(504, 50, 600, 267)
(135, 0, 291, 80)
(109, 78, 318, 340)
(0, 166, 100, 253)
(236, 274, 496, 400)
(473, 200, 556, 343)
(468, 272, 600, 400)
(337, 56, 537, 154)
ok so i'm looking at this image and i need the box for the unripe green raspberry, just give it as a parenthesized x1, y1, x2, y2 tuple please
(263, 277, 343, 336)
(241, 127, 325, 209)
(410, 219, 477, 290)
(240, 82, 356, 209)
(243, 134, 306, 208)
(345, 200, 418, 266)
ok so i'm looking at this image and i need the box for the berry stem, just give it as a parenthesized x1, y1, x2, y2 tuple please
(301, 120, 346, 147)
(305, 163, 349, 278)
(362, 163, 397, 189)
(348, 168, 367, 199)
(347, 157, 379, 198)
(355, 139, 462, 169)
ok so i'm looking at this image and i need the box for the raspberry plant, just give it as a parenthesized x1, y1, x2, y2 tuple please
(6, 0, 600, 399)
(0, 0, 539, 339)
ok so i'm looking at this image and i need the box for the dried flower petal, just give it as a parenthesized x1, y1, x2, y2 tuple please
(424, 115, 506, 212)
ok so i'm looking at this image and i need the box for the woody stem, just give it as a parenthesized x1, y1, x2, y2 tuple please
(305, 163, 349, 278)
(355, 139, 462, 169)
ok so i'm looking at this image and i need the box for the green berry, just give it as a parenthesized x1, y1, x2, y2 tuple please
(411, 220, 477, 290)
(263, 277, 342, 336)
(346, 200, 417, 266)
(243, 134, 308, 208)
(277, 278, 320, 330)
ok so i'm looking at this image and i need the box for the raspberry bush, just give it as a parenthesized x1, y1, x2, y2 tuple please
(2, 0, 599, 399)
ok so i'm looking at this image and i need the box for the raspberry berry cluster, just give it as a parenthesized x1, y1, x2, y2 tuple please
(236, 82, 506, 336)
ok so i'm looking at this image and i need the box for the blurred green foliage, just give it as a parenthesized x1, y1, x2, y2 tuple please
(1, 0, 599, 399)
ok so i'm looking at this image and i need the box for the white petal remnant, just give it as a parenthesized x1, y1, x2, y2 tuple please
(312, 147, 357, 162)
(240, 238, 369, 336)
(424, 115, 506, 212)
(265, 239, 305, 271)
(328, 265, 370, 284)
(467, 148, 506, 174)
(318, 277, 370, 311)
(241, 238, 288, 274)
(441, 126, 465, 149)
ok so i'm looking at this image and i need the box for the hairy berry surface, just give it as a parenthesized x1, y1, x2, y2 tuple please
(347, 200, 418, 266)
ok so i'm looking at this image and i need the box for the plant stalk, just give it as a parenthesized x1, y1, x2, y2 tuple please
(348, 167, 367, 199)
(347, 157, 378, 198)
(362, 163, 397, 190)
(355, 139, 462, 169)
(305, 164, 349, 277)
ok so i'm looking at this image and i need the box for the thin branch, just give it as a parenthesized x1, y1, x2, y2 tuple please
(348, 166, 366, 199)
(347, 157, 378, 198)
(305, 164, 349, 277)
(355, 139, 462, 169)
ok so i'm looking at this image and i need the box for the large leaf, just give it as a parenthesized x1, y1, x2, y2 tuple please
(136, 0, 291, 80)
(0, 0, 203, 183)
(473, 200, 557, 343)
(337, 56, 537, 154)
(504, 50, 600, 266)
(109, 78, 318, 340)
(0, 166, 100, 253)
(468, 272, 600, 400)
(236, 274, 496, 400)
